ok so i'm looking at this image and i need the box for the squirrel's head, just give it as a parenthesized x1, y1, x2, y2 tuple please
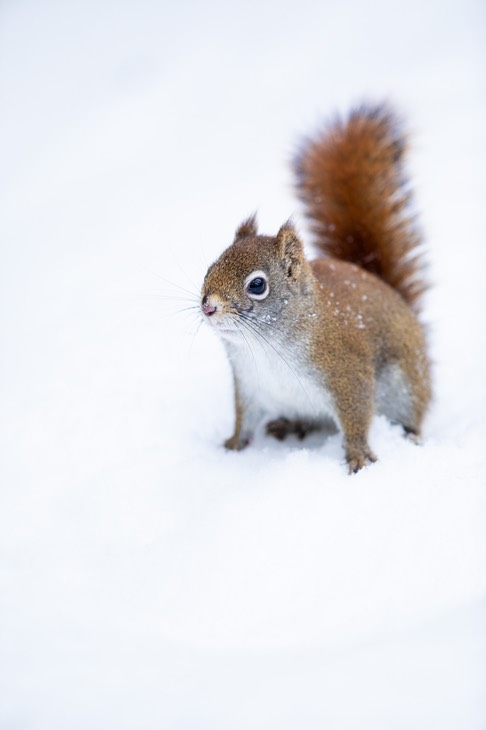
(201, 215, 311, 342)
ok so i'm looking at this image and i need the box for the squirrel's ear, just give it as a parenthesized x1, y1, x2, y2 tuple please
(234, 213, 258, 241)
(276, 220, 304, 278)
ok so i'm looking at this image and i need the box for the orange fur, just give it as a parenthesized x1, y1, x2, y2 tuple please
(295, 104, 427, 311)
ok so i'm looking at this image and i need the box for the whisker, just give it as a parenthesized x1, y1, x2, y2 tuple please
(169, 253, 203, 297)
(187, 317, 205, 358)
(239, 313, 317, 415)
(148, 307, 201, 327)
(139, 294, 200, 305)
(177, 305, 200, 314)
(143, 287, 199, 298)
(236, 321, 260, 383)
(143, 268, 200, 301)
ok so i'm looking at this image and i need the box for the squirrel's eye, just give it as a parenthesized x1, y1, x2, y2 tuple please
(248, 278, 265, 294)
(245, 271, 269, 300)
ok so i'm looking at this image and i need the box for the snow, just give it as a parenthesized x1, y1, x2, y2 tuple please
(1, 0, 485, 728)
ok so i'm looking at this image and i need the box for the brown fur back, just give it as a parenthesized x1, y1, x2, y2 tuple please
(294, 104, 427, 311)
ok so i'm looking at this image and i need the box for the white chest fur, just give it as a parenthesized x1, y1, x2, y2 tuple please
(225, 330, 336, 425)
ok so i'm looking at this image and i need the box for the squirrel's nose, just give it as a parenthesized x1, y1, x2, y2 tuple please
(202, 295, 217, 316)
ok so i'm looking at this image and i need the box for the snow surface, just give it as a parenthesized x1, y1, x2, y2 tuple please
(1, 1, 485, 728)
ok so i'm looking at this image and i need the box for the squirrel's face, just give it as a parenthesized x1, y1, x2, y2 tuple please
(201, 216, 309, 342)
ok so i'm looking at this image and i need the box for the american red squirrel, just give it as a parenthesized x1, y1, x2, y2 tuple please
(200, 104, 431, 472)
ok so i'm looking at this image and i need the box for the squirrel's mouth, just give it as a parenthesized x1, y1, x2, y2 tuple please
(215, 326, 240, 337)
(200, 300, 241, 338)
(210, 320, 241, 338)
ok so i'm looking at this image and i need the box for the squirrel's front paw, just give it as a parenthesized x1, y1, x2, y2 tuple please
(224, 434, 250, 451)
(346, 447, 377, 474)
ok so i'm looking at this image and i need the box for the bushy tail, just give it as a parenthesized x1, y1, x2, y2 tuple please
(294, 104, 427, 311)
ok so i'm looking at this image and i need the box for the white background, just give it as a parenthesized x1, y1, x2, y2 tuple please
(1, 1, 485, 728)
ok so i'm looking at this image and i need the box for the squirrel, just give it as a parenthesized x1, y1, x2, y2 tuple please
(200, 104, 431, 472)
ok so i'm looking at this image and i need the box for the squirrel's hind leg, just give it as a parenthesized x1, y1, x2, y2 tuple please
(402, 425, 422, 445)
(266, 417, 337, 442)
(266, 418, 318, 441)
